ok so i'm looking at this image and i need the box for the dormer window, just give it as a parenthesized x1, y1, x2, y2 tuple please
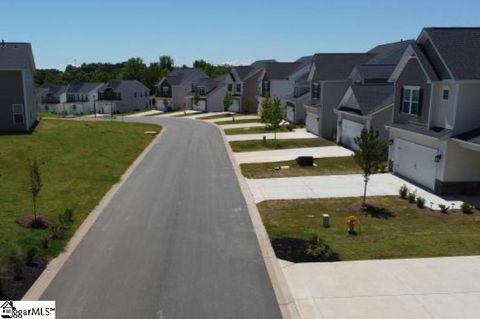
(162, 86, 169, 96)
(443, 88, 449, 100)
(402, 86, 422, 116)
(199, 87, 206, 95)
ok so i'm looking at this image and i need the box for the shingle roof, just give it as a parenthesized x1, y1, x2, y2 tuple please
(352, 64, 397, 81)
(264, 62, 302, 80)
(161, 68, 208, 86)
(232, 65, 253, 81)
(423, 27, 480, 80)
(454, 127, 480, 146)
(367, 40, 414, 64)
(99, 80, 148, 91)
(0, 42, 35, 70)
(48, 85, 69, 97)
(339, 83, 394, 116)
(67, 82, 103, 93)
(387, 122, 452, 139)
(250, 59, 276, 69)
(312, 53, 373, 81)
(410, 43, 439, 81)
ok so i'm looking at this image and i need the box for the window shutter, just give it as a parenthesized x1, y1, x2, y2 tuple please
(399, 88, 404, 113)
(417, 88, 423, 116)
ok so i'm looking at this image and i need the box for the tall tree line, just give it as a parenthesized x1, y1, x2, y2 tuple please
(35, 56, 231, 91)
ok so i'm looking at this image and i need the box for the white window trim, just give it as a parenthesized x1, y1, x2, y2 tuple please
(12, 104, 25, 124)
(402, 86, 421, 115)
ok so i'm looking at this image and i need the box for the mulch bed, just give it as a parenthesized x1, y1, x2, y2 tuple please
(270, 237, 339, 263)
(1, 257, 48, 300)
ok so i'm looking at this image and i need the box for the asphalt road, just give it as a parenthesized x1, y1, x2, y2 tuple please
(41, 117, 281, 319)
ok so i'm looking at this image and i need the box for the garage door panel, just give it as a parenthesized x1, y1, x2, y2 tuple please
(394, 139, 437, 190)
(341, 120, 364, 150)
(306, 112, 319, 135)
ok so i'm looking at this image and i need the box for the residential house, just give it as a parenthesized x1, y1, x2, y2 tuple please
(96, 80, 149, 113)
(304, 53, 373, 140)
(153, 68, 208, 111)
(187, 74, 237, 112)
(283, 56, 314, 124)
(0, 41, 37, 132)
(231, 60, 276, 114)
(335, 40, 413, 149)
(386, 27, 480, 194)
(37, 82, 103, 115)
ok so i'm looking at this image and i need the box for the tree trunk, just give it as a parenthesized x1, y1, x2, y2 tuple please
(33, 194, 37, 222)
(362, 176, 368, 210)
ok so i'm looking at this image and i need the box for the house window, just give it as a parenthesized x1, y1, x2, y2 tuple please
(145, 91, 148, 97)
(443, 88, 449, 100)
(228, 84, 233, 92)
(236, 83, 241, 92)
(199, 87, 206, 95)
(12, 104, 24, 124)
(162, 86, 169, 96)
(134, 92, 137, 98)
(262, 81, 270, 96)
(402, 86, 421, 115)
(312, 83, 320, 99)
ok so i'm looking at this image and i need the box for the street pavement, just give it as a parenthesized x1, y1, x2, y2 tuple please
(41, 117, 281, 319)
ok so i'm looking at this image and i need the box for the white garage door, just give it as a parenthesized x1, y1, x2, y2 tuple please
(230, 100, 240, 113)
(341, 119, 364, 150)
(195, 100, 206, 112)
(286, 106, 295, 123)
(394, 139, 437, 190)
(306, 112, 320, 136)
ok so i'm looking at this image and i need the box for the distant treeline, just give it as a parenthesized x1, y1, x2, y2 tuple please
(35, 56, 232, 91)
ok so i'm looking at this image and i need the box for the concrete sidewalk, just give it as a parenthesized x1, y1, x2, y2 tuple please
(221, 122, 266, 130)
(227, 129, 317, 141)
(186, 112, 229, 119)
(207, 115, 261, 123)
(235, 146, 353, 164)
(126, 110, 163, 117)
(153, 110, 200, 117)
(282, 256, 480, 319)
(246, 173, 463, 209)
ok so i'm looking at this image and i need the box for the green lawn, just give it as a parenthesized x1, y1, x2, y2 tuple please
(37, 112, 64, 119)
(199, 113, 232, 120)
(224, 125, 301, 135)
(0, 119, 160, 261)
(230, 138, 333, 152)
(215, 118, 262, 126)
(258, 196, 480, 261)
(241, 157, 361, 178)
(173, 111, 203, 117)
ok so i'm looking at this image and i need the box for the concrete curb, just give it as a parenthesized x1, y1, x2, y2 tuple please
(188, 117, 300, 319)
(22, 125, 165, 300)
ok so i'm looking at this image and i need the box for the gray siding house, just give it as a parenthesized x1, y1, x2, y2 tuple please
(0, 42, 37, 132)
(283, 56, 314, 124)
(187, 74, 236, 112)
(387, 27, 480, 195)
(335, 40, 413, 149)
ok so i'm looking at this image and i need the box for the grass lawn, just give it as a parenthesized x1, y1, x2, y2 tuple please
(224, 125, 302, 135)
(241, 157, 361, 178)
(37, 112, 64, 119)
(258, 196, 480, 261)
(0, 119, 160, 261)
(215, 118, 262, 126)
(199, 113, 231, 120)
(173, 111, 203, 117)
(230, 138, 334, 152)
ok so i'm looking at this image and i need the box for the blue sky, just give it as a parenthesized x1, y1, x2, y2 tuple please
(2, 0, 479, 70)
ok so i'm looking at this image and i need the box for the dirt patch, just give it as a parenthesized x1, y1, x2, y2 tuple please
(17, 215, 52, 229)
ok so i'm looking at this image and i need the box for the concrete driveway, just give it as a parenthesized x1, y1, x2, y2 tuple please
(40, 117, 281, 318)
(246, 173, 463, 209)
(227, 129, 317, 142)
(235, 146, 353, 164)
(282, 256, 480, 319)
(126, 110, 163, 117)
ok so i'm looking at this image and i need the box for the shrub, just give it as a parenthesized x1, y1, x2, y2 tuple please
(416, 196, 426, 208)
(408, 191, 417, 203)
(26, 248, 37, 267)
(438, 204, 450, 213)
(286, 123, 295, 131)
(461, 202, 475, 214)
(41, 238, 50, 249)
(50, 224, 64, 240)
(305, 234, 339, 261)
(63, 208, 74, 223)
(399, 184, 409, 199)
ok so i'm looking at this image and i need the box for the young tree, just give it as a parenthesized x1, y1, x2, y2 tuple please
(261, 97, 284, 142)
(353, 128, 388, 209)
(223, 92, 234, 121)
(29, 159, 42, 226)
(191, 91, 201, 114)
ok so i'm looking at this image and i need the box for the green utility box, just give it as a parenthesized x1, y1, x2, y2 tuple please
(322, 213, 330, 228)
